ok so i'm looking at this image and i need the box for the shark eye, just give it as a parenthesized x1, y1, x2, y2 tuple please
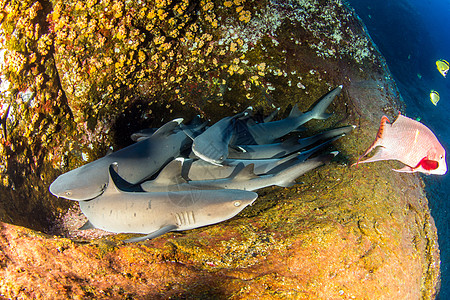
(65, 191, 72, 196)
(234, 201, 241, 207)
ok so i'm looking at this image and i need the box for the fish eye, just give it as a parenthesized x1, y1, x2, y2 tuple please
(65, 190, 72, 196)
(234, 201, 241, 207)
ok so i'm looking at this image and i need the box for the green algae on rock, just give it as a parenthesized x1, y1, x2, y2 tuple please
(0, 0, 440, 298)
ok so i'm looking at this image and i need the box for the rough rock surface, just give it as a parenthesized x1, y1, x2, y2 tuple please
(0, 0, 440, 299)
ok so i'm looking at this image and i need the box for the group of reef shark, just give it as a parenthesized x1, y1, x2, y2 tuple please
(49, 85, 447, 242)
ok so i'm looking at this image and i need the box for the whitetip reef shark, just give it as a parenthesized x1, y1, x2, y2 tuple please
(79, 164, 258, 242)
(140, 151, 338, 192)
(191, 85, 342, 164)
(183, 134, 343, 180)
(227, 125, 354, 159)
(49, 118, 204, 201)
(233, 85, 343, 145)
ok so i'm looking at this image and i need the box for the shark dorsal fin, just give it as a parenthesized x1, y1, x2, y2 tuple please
(152, 118, 183, 138)
(153, 158, 187, 185)
(288, 104, 303, 118)
(232, 163, 258, 181)
(104, 163, 125, 195)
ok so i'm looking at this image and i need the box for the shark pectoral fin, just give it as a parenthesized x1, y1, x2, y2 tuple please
(152, 118, 184, 137)
(78, 220, 96, 230)
(124, 224, 179, 243)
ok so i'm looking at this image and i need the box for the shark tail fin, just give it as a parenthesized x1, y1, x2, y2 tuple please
(310, 85, 342, 120)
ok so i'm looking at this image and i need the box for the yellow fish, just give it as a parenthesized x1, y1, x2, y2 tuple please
(430, 90, 440, 106)
(436, 59, 449, 77)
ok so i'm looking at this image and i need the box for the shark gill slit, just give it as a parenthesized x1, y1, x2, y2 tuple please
(174, 212, 195, 226)
(174, 213, 182, 226)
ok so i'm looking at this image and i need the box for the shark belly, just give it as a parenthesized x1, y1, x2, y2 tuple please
(79, 193, 174, 234)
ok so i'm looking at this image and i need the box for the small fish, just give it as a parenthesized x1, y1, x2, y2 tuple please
(354, 114, 447, 175)
(430, 90, 440, 106)
(79, 164, 258, 242)
(436, 59, 449, 77)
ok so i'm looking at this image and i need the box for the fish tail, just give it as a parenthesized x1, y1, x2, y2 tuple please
(353, 115, 390, 167)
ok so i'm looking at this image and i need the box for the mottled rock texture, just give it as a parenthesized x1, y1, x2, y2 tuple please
(0, 0, 440, 298)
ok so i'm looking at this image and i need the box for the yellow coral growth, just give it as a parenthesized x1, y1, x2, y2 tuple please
(239, 10, 251, 23)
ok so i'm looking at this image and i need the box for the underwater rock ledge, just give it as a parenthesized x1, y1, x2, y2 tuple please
(0, 0, 439, 298)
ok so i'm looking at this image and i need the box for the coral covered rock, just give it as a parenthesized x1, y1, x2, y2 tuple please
(0, 0, 439, 298)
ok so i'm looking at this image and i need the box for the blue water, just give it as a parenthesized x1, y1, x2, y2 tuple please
(345, 0, 450, 298)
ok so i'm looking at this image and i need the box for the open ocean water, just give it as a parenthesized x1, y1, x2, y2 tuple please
(346, 0, 450, 298)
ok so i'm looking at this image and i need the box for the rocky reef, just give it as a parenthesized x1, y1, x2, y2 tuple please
(0, 0, 440, 298)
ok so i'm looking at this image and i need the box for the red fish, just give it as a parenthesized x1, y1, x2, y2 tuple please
(354, 113, 447, 175)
